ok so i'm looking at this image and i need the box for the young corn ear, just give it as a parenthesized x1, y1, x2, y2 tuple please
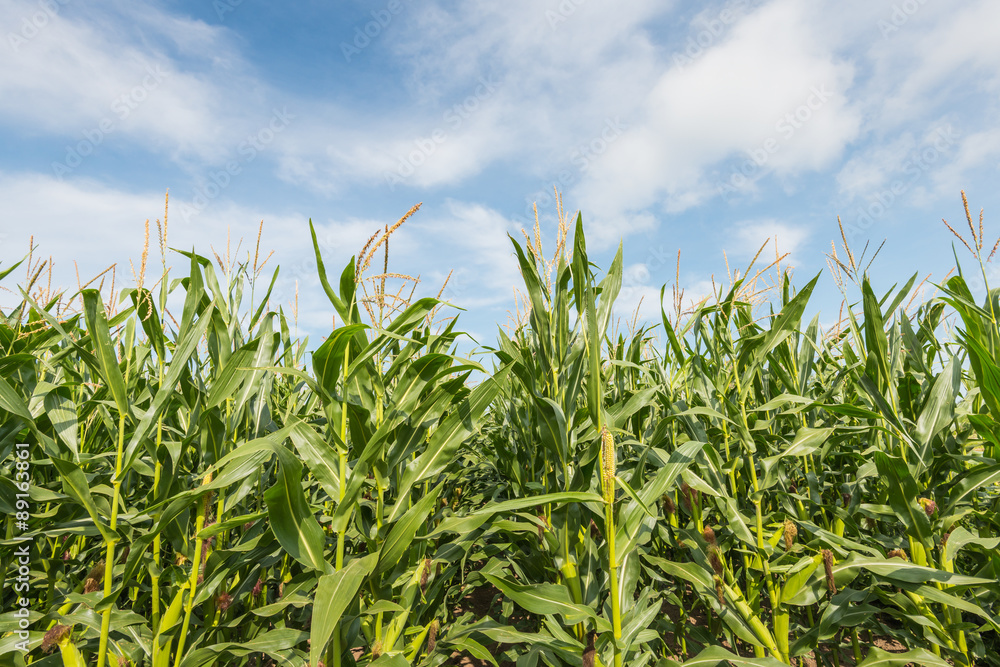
(600, 425, 616, 504)
(42, 624, 72, 654)
(709, 547, 724, 578)
(680, 482, 693, 511)
(783, 519, 797, 550)
(216, 592, 232, 612)
(84, 560, 105, 593)
(822, 549, 836, 595)
(427, 620, 439, 654)
(600, 424, 623, 667)
(54, 631, 86, 667)
(705, 525, 725, 576)
(420, 558, 432, 597)
(661, 494, 675, 517)
(680, 482, 700, 514)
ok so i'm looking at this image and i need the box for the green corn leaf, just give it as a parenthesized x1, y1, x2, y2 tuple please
(944, 462, 1000, 517)
(797, 314, 819, 394)
(781, 554, 823, 604)
(0, 374, 35, 429)
(739, 272, 819, 399)
(263, 446, 332, 574)
(308, 219, 351, 324)
(595, 242, 624, 337)
(912, 355, 961, 469)
(286, 418, 341, 502)
(874, 452, 933, 551)
(678, 646, 786, 666)
(533, 396, 569, 465)
(717, 495, 756, 548)
(642, 556, 761, 647)
(388, 365, 510, 522)
(855, 647, 950, 667)
(129, 287, 165, 362)
(204, 339, 260, 409)
(483, 574, 602, 627)
(782, 553, 866, 606)
(853, 557, 994, 586)
(0, 257, 25, 281)
(895, 582, 1000, 630)
(50, 456, 116, 543)
(312, 323, 368, 399)
(944, 525, 1000, 556)
(42, 387, 78, 459)
(861, 277, 890, 387)
(121, 302, 213, 476)
(473, 491, 605, 516)
(441, 636, 498, 667)
(816, 589, 879, 639)
(659, 285, 685, 363)
(81, 289, 131, 419)
(310, 554, 378, 666)
(374, 482, 443, 577)
(249, 265, 281, 329)
(178, 629, 310, 667)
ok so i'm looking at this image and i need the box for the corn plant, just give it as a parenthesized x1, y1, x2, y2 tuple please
(1, 193, 999, 667)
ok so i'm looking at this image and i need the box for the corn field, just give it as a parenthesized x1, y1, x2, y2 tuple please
(2, 197, 1000, 667)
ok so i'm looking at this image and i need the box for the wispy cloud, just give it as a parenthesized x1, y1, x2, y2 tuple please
(0, 1, 282, 169)
(574, 0, 861, 243)
(3, 0, 1000, 340)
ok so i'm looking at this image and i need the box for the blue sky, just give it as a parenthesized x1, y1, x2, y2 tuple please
(2, 0, 1000, 351)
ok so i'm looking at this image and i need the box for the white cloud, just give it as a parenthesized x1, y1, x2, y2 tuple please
(419, 200, 523, 311)
(0, 172, 165, 273)
(0, 171, 309, 315)
(868, 0, 1000, 127)
(834, 0, 1000, 204)
(729, 219, 809, 269)
(0, 1, 275, 166)
(836, 134, 918, 198)
(931, 128, 1000, 197)
(270, 1, 673, 194)
(613, 218, 807, 330)
(573, 0, 861, 244)
(5, 0, 1000, 345)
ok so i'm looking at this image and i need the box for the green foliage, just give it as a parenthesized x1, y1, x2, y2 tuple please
(1, 211, 999, 667)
